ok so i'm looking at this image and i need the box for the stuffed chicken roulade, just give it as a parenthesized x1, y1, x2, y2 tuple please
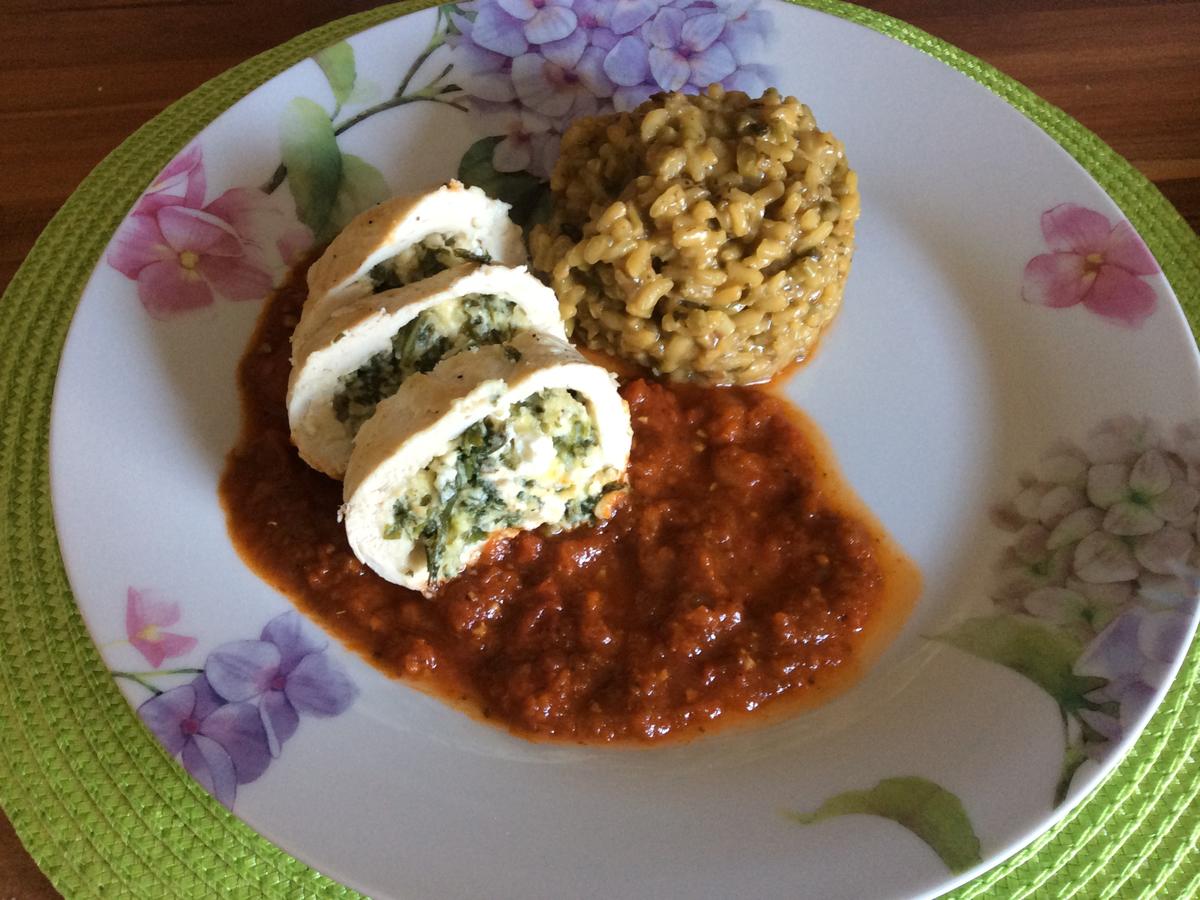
(342, 332, 632, 593)
(287, 264, 565, 478)
(293, 180, 525, 348)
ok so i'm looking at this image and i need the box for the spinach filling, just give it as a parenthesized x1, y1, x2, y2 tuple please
(333, 293, 531, 432)
(383, 388, 614, 582)
(368, 234, 492, 293)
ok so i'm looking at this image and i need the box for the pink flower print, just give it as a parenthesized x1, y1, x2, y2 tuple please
(133, 143, 206, 215)
(276, 227, 313, 268)
(206, 187, 313, 268)
(108, 203, 275, 319)
(125, 587, 197, 668)
(110, 142, 311, 318)
(1022, 203, 1160, 328)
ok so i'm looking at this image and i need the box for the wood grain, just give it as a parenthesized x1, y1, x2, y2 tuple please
(0, 1, 1196, 896)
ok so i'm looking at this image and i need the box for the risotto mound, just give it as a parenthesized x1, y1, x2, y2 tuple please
(530, 85, 860, 385)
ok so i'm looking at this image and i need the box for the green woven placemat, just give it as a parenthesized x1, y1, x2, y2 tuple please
(1, 1, 1197, 897)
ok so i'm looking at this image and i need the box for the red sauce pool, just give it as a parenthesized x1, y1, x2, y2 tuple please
(220, 258, 919, 743)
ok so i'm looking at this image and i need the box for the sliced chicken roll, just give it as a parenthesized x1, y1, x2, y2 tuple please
(287, 264, 566, 479)
(343, 332, 632, 594)
(294, 180, 525, 347)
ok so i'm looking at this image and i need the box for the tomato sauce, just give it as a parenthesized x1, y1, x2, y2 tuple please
(220, 258, 919, 743)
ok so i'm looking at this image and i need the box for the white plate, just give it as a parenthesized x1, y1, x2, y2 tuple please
(48, 2, 1200, 897)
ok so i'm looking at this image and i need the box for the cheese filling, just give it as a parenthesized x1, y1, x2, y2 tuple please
(333, 293, 533, 433)
(384, 387, 624, 583)
(368, 233, 492, 292)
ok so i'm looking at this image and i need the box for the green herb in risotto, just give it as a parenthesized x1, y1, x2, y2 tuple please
(333, 294, 532, 432)
(368, 233, 492, 292)
(383, 388, 620, 582)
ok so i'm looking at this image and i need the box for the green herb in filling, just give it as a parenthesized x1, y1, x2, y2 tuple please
(368, 233, 492, 293)
(383, 388, 616, 582)
(333, 294, 531, 432)
(562, 493, 600, 527)
(519, 390, 600, 466)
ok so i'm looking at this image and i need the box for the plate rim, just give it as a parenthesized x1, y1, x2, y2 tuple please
(1, 0, 1198, 897)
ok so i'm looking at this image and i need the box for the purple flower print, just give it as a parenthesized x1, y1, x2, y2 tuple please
(1084, 416, 1164, 466)
(120, 606, 357, 809)
(608, 0, 658, 34)
(125, 587, 197, 669)
(499, 0, 579, 44)
(139, 676, 270, 808)
(956, 417, 1200, 802)
(454, 42, 519, 103)
(1020, 579, 1129, 644)
(108, 144, 312, 319)
(1021, 203, 1160, 328)
(572, 0, 618, 47)
(512, 53, 605, 120)
(1075, 604, 1194, 755)
(719, 0, 771, 58)
(460, 3, 531, 56)
(448, 0, 774, 178)
(991, 418, 1200, 622)
(488, 109, 559, 174)
(205, 612, 356, 757)
(644, 8, 737, 94)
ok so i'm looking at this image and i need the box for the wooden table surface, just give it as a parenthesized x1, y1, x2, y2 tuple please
(1, 0, 1197, 895)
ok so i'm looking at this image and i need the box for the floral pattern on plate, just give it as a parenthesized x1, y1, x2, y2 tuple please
(45, 2, 1196, 894)
(124, 587, 198, 668)
(941, 417, 1200, 802)
(449, 0, 774, 225)
(1022, 203, 1160, 328)
(107, 145, 312, 319)
(112, 603, 356, 808)
(448, 0, 773, 178)
(106, 1, 776, 321)
(790, 777, 981, 875)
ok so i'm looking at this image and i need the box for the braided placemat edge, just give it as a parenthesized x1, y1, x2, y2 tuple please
(0, 1, 1196, 896)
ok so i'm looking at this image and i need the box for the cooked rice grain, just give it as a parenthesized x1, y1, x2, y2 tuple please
(530, 85, 859, 385)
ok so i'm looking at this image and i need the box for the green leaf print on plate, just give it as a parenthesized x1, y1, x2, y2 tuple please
(936, 615, 1105, 714)
(269, 25, 472, 242)
(789, 777, 982, 875)
(280, 97, 343, 242)
(314, 41, 356, 114)
(936, 614, 1113, 803)
(329, 153, 391, 236)
(277, 95, 391, 243)
(937, 417, 1200, 805)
